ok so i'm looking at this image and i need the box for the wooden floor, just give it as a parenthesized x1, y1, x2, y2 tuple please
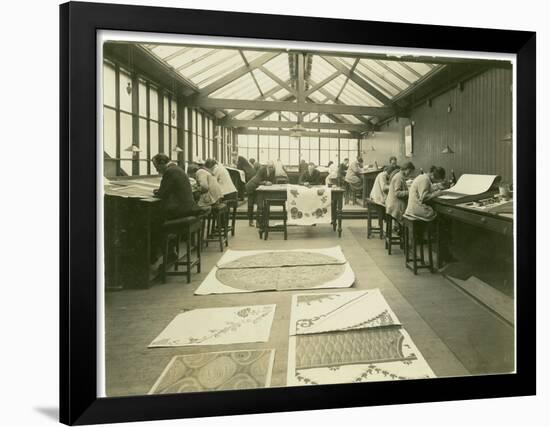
(104, 220, 515, 397)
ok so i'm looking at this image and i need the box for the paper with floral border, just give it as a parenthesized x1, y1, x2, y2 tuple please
(286, 184, 332, 225)
(149, 305, 276, 347)
(288, 289, 401, 336)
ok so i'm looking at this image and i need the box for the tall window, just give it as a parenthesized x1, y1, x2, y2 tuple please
(102, 60, 179, 176)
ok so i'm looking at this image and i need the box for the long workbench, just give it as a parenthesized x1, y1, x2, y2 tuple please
(430, 192, 514, 292)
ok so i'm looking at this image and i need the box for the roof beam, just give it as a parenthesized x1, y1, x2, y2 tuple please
(297, 53, 305, 104)
(198, 51, 280, 98)
(322, 56, 393, 105)
(305, 71, 340, 97)
(226, 120, 370, 132)
(374, 59, 413, 85)
(308, 79, 372, 125)
(236, 129, 358, 139)
(258, 66, 296, 95)
(239, 50, 264, 97)
(185, 97, 394, 116)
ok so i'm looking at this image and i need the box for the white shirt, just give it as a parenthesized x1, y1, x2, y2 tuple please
(213, 164, 237, 196)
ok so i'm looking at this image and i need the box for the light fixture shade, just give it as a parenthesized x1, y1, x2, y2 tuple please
(441, 144, 454, 154)
(124, 144, 141, 153)
(172, 146, 184, 152)
(369, 145, 376, 151)
(501, 130, 513, 142)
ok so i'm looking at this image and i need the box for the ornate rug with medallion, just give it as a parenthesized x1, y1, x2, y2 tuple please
(149, 349, 275, 394)
(286, 289, 435, 386)
(194, 246, 355, 295)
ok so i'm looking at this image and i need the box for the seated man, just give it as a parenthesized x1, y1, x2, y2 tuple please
(187, 163, 223, 207)
(298, 162, 321, 185)
(231, 152, 256, 182)
(386, 162, 415, 223)
(152, 153, 202, 220)
(249, 158, 261, 173)
(151, 154, 206, 265)
(204, 158, 237, 202)
(344, 157, 363, 192)
(245, 160, 276, 226)
(370, 165, 400, 206)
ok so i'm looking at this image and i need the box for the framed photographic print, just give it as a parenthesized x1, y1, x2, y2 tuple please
(60, 1, 536, 425)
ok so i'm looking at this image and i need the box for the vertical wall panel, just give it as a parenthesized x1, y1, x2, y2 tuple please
(405, 68, 513, 182)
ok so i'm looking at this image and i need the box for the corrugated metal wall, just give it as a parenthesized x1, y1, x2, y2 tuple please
(403, 68, 513, 183)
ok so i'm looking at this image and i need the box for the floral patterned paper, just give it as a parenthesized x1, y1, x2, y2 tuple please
(286, 184, 332, 225)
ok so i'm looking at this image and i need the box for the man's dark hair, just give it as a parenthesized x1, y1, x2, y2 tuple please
(249, 158, 256, 164)
(152, 153, 170, 165)
(401, 161, 415, 172)
(204, 158, 217, 169)
(389, 156, 397, 163)
(429, 165, 446, 180)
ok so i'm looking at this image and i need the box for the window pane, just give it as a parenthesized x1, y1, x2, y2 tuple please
(340, 139, 349, 151)
(279, 150, 290, 166)
(171, 128, 178, 160)
(258, 146, 267, 163)
(119, 71, 132, 112)
(320, 150, 329, 167)
(269, 148, 278, 160)
(103, 108, 116, 158)
(120, 112, 133, 159)
(139, 160, 148, 176)
(139, 82, 147, 117)
(103, 63, 116, 107)
(163, 96, 170, 124)
(197, 135, 203, 161)
(238, 144, 247, 158)
(280, 135, 289, 149)
(150, 122, 159, 157)
(164, 125, 170, 158)
(329, 137, 338, 150)
(120, 160, 132, 176)
(171, 98, 178, 126)
(139, 118, 148, 159)
(150, 87, 158, 120)
(289, 148, 299, 166)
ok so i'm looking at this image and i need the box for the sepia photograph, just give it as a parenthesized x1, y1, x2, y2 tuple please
(100, 31, 516, 398)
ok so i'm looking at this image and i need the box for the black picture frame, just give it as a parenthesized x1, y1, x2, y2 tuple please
(60, 1, 536, 425)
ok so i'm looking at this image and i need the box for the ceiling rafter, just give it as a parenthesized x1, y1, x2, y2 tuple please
(175, 49, 218, 73)
(373, 59, 413, 86)
(335, 58, 359, 101)
(239, 50, 264, 97)
(198, 51, 280, 98)
(321, 55, 393, 105)
(226, 119, 369, 132)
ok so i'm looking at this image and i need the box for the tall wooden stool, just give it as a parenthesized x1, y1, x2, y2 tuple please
(402, 214, 436, 274)
(263, 199, 287, 240)
(223, 193, 238, 237)
(366, 198, 385, 239)
(160, 216, 201, 284)
(384, 214, 403, 255)
(204, 202, 229, 252)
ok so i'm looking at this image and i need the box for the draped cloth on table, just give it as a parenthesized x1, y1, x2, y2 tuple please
(286, 184, 332, 226)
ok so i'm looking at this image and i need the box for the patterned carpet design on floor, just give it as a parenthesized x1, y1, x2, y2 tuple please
(149, 349, 275, 394)
(295, 327, 412, 369)
(195, 246, 355, 295)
